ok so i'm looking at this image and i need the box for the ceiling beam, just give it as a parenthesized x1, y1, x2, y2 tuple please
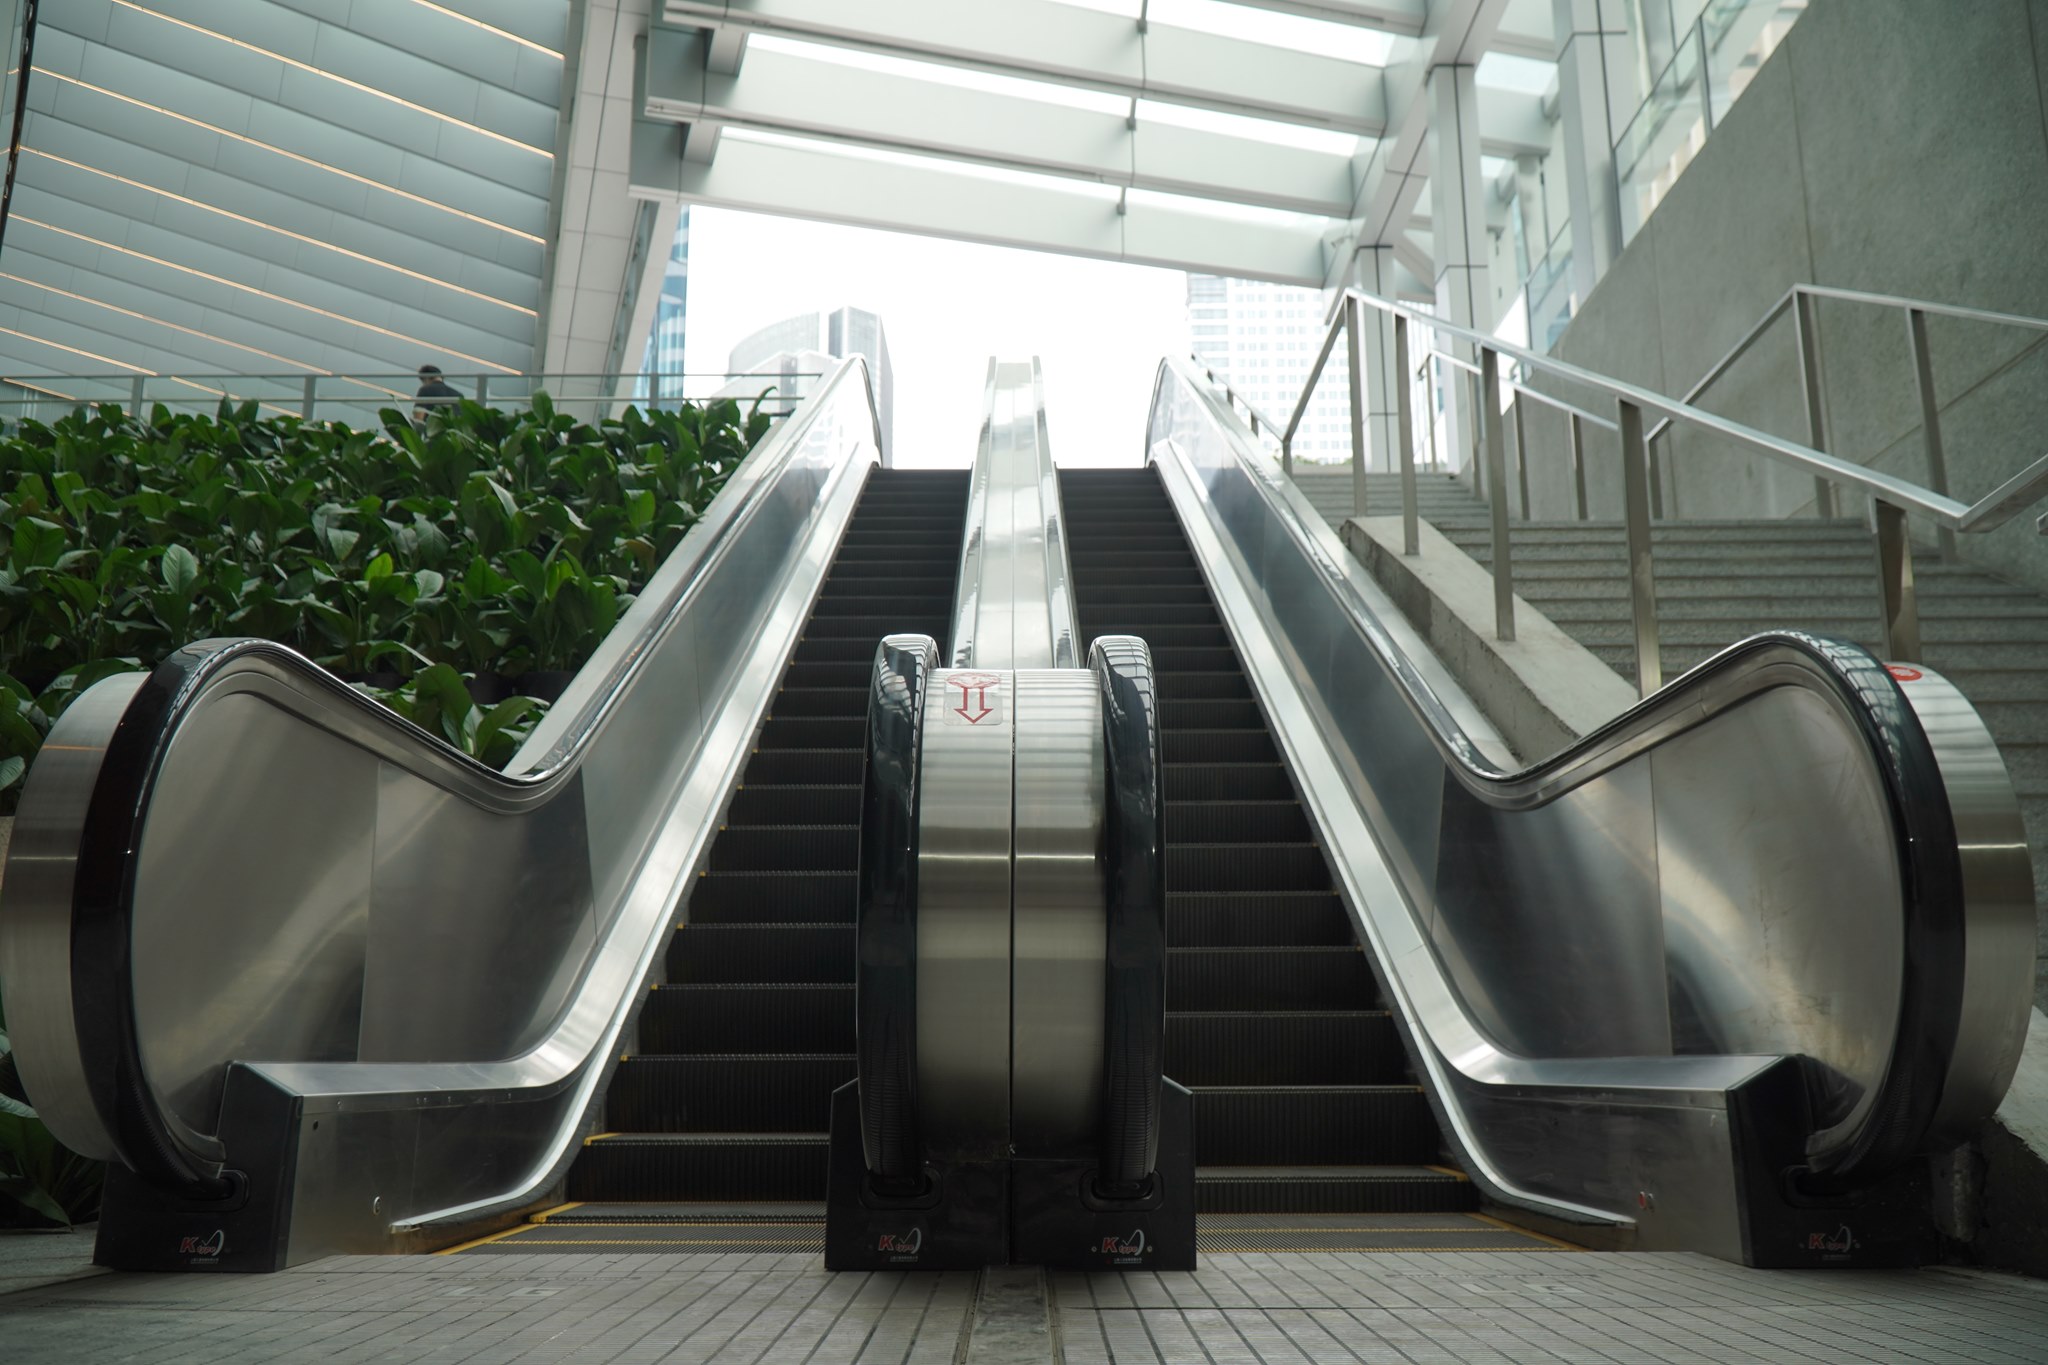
(645, 29, 1360, 216)
(1217, 0, 1425, 31)
(661, 0, 1387, 134)
(631, 124, 1332, 284)
(1331, 0, 1511, 286)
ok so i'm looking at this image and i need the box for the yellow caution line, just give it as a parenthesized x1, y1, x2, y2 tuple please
(1200, 1244, 1572, 1254)
(583, 1132, 619, 1146)
(528, 1202, 585, 1225)
(481, 1237, 823, 1246)
(1425, 1165, 1471, 1180)
(434, 1222, 539, 1255)
(1199, 1226, 1523, 1234)
(1469, 1211, 1588, 1251)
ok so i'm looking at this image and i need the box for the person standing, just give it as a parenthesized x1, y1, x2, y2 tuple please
(412, 364, 462, 424)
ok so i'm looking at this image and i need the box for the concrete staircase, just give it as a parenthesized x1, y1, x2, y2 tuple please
(1290, 466, 2048, 1009)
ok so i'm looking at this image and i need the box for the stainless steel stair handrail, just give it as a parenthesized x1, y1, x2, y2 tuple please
(1147, 352, 2035, 1255)
(1227, 284, 2048, 699)
(0, 356, 886, 1261)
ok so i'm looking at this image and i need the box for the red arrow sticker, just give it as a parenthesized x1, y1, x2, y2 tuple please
(1887, 665, 1922, 682)
(940, 671, 1003, 726)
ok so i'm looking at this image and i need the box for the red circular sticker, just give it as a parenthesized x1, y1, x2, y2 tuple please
(1887, 665, 1922, 682)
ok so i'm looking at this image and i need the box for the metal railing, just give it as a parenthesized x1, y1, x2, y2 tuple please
(1643, 284, 2048, 563)
(0, 369, 819, 429)
(1210, 285, 2048, 698)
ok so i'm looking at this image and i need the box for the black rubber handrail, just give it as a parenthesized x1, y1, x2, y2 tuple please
(855, 633, 938, 1194)
(1090, 635, 1167, 1197)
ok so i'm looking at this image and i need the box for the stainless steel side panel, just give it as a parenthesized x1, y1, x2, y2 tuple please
(0, 359, 886, 1257)
(1142, 356, 2033, 1245)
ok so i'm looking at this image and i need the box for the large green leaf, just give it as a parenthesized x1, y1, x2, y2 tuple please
(159, 543, 200, 597)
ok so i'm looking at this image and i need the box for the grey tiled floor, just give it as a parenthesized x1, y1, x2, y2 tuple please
(1, 1250, 2044, 1363)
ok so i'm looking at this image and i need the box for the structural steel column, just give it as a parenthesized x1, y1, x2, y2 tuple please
(1427, 64, 1488, 479)
(1352, 244, 1403, 482)
(1553, 0, 1635, 305)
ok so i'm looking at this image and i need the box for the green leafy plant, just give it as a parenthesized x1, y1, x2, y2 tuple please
(0, 390, 772, 810)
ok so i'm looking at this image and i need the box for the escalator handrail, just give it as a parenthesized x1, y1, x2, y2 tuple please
(1090, 635, 1166, 1194)
(12, 357, 882, 1197)
(1154, 353, 2005, 1189)
(856, 634, 939, 1192)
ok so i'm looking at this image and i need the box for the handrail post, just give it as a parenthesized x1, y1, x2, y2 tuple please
(1481, 348, 1514, 642)
(301, 375, 317, 421)
(1618, 398, 1663, 695)
(1281, 434, 1293, 477)
(1905, 307, 1957, 561)
(1569, 412, 1588, 519)
(1346, 295, 1368, 517)
(1792, 289, 1837, 519)
(1467, 370, 1485, 500)
(1394, 314, 1418, 555)
(1512, 394, 1531, 520)
(128, 373, 145, 418)
(477, 374, 490, 407)
(1875, 499, 1922, 661)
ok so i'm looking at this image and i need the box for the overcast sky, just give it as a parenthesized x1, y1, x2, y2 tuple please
(682, 208, 1192, 470)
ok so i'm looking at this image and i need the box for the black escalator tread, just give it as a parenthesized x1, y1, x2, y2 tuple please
(568, 1134, 827, 1203)
(1063, 465, 1472, 1215)
(1196, 1168, 1479, 1214)
(1195, 1087, 1437, 1166)
(689, 870, 853, 923)
(708, 825, 857, 873)
(1168, 801, 1312, 844)
(639, 984, 853, 1054)
(1170, 842, 1325, 892)
(726, 784, 860, 826)
(1170, 892, 1352, 947)
(1168, 1012, 1403, 1086)
(570, 467, 966, 1209)
(1170, 946, 1371, 1011)
(666, 925, 853, 983)
(737, 748, 863, 784)
(605, 1056, 855, 1132)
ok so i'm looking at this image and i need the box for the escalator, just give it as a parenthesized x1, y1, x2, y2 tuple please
(1063, 469, 1473, 1224)
(565, 469, 967, 1222)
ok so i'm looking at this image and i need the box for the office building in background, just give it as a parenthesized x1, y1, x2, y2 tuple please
(726, 305, 894, 456)
(1186, 274, 1356, 464)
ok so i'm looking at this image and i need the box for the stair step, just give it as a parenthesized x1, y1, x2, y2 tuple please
(1167, 801, 1313, 844)
(689, 871, 854, 924)
(1168, 1012, 1402, 1085)
(667, 924, 852, 983)
(726, 784, 861, 826)
(1169, 892, 1354, 947)
(707, 825, 857, 873)
(1193, 1087, 1437, 1165)
(1169, 843, 1328, 894)
(639, 984, 853, 1054)
(605, 1056, 853, 1132)
(1170, 946, 1370, 1010)
(569, 1134, 828, 1203)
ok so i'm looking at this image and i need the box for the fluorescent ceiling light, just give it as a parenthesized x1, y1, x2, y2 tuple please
(1148, 0, 1394, 64)
(406, 1, 562, 58)
(748, 35, 1128, 115)
(1136, 99, 1363, 156)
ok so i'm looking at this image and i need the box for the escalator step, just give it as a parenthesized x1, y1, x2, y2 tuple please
(1195, 1168, 1478, 1215)
(667, 924, 853, 983)
(1167, 1012, 1403, 1086)
(1161, 699, 1265, 730)
(1193, 1087, 1437, 1166)
(707, 825, 857, 873)
(1150, 647, 1243, 673)
(1167, 764, 1294, 800)
(1078, 583, 1214, 605)
(757, 716, 864, 749)
(768, 688, 870, 718)
(1063, 567, 1209, 588)
(568, 1134, 827, 1203)
(1167, 801, 1312, 844)
(1080, 604, 1221, 628)
(1157, 671, 1252, 700)
(604, 1056, 855, 1132)
(726, 784, 860, 826)
(639, 984, 853, 1054)
(1169, 892, 1353, 946)
(689, 871, 854, 924)
(1162, 730, 1277, 764)
(1169, 842, 1328, 892)
(1082, 623, 1229, 649)
(806, 597, 953, 621)
(792, 637, 908, 665)
(778, 662, 871, 690)
(739, 749, 863, 785)
(1169, 946, 1369, 1010)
